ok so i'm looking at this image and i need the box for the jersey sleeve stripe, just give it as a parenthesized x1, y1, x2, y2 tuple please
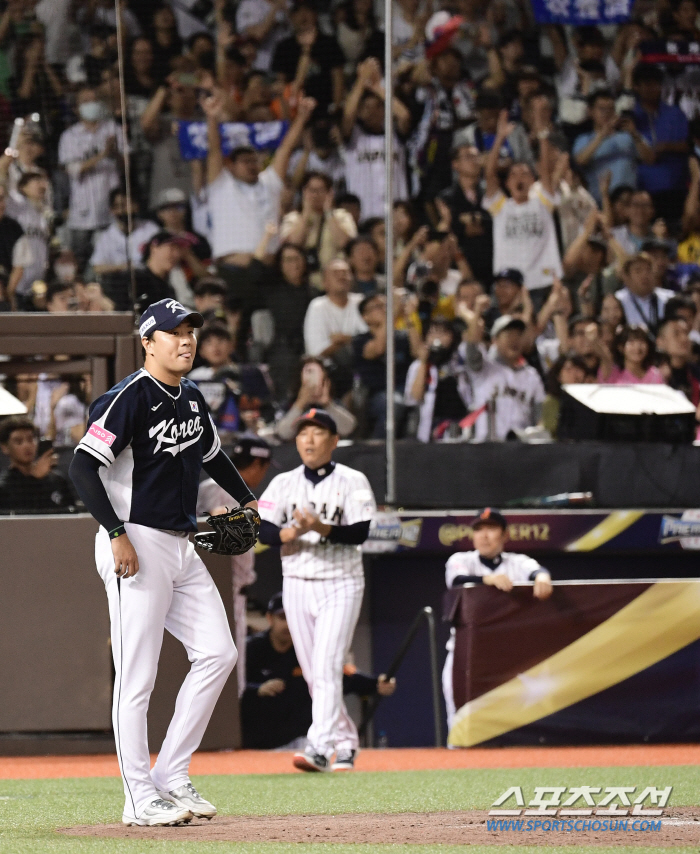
(75, 440, 113, 466)
(202, 415, 221, 463)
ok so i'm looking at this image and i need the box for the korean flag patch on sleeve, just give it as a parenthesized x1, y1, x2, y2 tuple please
(190, 400, 199, 413)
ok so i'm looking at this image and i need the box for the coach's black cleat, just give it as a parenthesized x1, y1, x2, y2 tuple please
(331, 749, 357, 771)
(293, 748, 330, 772)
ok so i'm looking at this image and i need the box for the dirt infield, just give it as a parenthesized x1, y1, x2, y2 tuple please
(5, 744, 700, 780)
(60, 808, 700, 846)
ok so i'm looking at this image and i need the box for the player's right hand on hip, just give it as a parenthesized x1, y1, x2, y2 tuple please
(111, 533, 140, 578)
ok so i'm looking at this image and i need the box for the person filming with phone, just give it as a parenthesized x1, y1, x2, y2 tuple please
(275, 356, 356, 441)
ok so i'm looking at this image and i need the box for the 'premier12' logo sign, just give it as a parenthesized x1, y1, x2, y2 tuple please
(490, 786, 672, 816)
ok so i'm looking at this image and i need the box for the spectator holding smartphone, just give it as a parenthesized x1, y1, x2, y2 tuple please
(275, 356, 357, 440)
(573, 90, 653, 206)
(0, 416, 76, 513)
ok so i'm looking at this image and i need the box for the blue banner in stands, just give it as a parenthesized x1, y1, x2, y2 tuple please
(177, 120, 289, 161)
(531, 0, 631, 24)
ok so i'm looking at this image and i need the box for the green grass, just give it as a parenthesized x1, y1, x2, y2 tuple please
(0, 765, 699, 853)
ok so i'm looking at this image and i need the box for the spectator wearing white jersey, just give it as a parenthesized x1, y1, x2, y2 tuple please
(483, 102, 563, 307)
(461, 311, 545, 442)
(6, 170, 51, 306)
(340, 57, 411, 219)
(0, 183, 32, 311)
(58, 87, 124, 272)
(0, 125, 49, 201)
(204, 90, 316, 267)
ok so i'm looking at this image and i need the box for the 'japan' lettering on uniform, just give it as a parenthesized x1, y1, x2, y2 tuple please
(76, 368, 220, 531)
(258, 463, 376, 580)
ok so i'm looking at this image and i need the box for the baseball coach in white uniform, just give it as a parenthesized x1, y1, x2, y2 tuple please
(258, 408, 376, 772)
(442, 508, 553, 731)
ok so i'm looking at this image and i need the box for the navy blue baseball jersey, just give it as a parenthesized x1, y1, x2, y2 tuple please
(76, 368, 221, 531)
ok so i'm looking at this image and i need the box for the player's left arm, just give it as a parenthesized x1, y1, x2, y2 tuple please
(202, 450, 257, 510)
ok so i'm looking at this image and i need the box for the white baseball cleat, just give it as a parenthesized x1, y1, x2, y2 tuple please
(293, 748, 330, 772)
(122, 797, 193, 826)
(331, 749, 358, 771)
(160, 782, 217, 819)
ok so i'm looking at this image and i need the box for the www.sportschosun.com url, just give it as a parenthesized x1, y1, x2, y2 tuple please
(487, 817, 662, 833)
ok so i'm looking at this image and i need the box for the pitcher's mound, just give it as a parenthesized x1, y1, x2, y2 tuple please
(60, 808, 700, 846)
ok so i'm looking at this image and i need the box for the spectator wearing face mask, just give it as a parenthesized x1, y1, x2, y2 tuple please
(58, 87, 124, 272)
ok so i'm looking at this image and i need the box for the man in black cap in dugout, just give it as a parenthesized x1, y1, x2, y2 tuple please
(442, 508, 552, 729)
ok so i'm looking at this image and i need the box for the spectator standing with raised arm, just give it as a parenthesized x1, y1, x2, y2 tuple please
(280, 171, 356, 290)
(483, 104, 562, 309)
(341, 57, 410, 219)
(58, 87, 123, 273)
(437, 144, 493, 289)
(0, 183, 29, 309)
(6, 170, 51, 304)
(205, 90, 316, 268)
(272, 2, 344, 114)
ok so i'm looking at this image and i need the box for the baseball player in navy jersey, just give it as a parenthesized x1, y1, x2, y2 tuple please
(257, 409, 376, 772)
(442, 508, 552, 730)
(69, 298, 258, 827)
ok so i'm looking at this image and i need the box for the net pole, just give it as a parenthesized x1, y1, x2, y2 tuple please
(114, 0, 137, 312)
(384, 0, 395, 506)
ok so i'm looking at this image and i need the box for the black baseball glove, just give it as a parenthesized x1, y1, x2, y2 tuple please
(194, 506, 261, 556)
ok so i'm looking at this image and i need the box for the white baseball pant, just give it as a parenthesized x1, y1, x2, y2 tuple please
(442, 647, 456, 734)
(96, 523, 237, 820)
(282, 575, 364, 758)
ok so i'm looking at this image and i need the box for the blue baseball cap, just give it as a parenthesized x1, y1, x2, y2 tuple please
(138, 298, 204, 339)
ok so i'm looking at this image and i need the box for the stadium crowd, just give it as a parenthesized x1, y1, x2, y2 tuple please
(2, 0, 700, 499)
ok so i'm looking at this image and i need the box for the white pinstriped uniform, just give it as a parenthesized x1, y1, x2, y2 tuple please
(341, 127, 408, 219)
(442, 551, 546, 730)
(258, 463, 376, 757)
(58, 119, 122, 231)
